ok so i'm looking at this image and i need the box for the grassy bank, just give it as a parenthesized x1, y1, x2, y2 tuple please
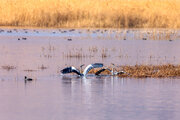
(0, 0, 180, 28)
(90, 64, 180, 78)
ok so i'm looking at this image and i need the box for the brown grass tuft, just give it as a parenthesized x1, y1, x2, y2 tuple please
(38, 64, 48, 70)
(89, 64, 180, 78)
(1, 65, 16, 71)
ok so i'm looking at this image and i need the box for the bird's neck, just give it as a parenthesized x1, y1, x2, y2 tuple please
(111, 68, 114, 75)
(80, 67, 83, 73)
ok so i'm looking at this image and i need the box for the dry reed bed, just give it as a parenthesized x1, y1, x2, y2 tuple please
(0, 0, 180, 28)
(90, 64, 180, 78)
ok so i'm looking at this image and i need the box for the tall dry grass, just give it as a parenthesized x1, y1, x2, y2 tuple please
(0, 0, 180, 28)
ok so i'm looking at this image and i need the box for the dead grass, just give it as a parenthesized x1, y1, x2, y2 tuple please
(1, 65, 16, 71)
(24, 69, 37, 72)
(38, 64, 48, 70)
(63, 51, 86, 58)
(90, 64, 180, 78)
(120, 64, 180, 78)
(0, 0, 180, 28)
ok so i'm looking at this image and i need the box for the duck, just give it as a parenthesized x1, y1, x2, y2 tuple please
(24, 76, 33, 81)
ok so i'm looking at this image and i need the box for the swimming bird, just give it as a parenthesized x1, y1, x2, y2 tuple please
(22, 37, 27, 40)
(67, 38, 72, 41)
(24, 76, 33, 81)
(61, 63, 103, 77)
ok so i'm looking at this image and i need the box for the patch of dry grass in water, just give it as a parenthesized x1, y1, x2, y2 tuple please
(0, 0, 180, 28)
(24, 69, 37, 72)
(90, 64, 180, 78)
(38, 64, 48, 70)
(1, 65, 16, 71)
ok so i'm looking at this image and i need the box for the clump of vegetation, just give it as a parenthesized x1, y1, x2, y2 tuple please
(101, 48, 109, 58)
(0, 0, 180, 28)
(24, 69, 37, 72)
(89, 46, 98, 53)
(63, 51, 86, 58)
(38, 64, 48, 70)
(1, 65, 16, 71)
(120, 64, 180, 78)
(90, 64, 180, 78)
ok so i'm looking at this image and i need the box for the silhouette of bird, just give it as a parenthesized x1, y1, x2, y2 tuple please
(95, 67, 125, 76)
(24, 76, 33, 81)
(61, 63, 103, 77)
(95, 63, 125, 76)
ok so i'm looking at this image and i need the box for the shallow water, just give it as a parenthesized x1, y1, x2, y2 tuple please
(0, 28, 180, 120)
(0, 28, 180, 75)
(1, 76, 180, 120)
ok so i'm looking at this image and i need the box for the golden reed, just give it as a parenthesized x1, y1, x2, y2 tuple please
(0, 0, 180, 28)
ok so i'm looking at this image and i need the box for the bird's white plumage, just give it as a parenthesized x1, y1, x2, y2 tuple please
(71, 66, 76, 71)
(83, 64, 93, 76)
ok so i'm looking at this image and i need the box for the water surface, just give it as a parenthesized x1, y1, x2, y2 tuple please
(1, 76, 180, 120)
(0, 28, 180, 120)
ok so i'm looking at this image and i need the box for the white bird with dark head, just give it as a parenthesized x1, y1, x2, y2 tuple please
(61, 63, 103, 77)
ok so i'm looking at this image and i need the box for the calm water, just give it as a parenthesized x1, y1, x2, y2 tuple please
(0, 28, 180, 120)
(1, 76, 180, 120)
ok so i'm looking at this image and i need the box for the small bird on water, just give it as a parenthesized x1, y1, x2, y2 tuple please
(24, 76, 33, 81)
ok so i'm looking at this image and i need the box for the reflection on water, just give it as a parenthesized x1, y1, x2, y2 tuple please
(0, 76, 180, 120)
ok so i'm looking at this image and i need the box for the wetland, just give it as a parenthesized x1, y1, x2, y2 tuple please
(0, 28, 180, 120)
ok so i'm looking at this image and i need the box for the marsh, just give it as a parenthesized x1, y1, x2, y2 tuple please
(0, 28, 180, 120)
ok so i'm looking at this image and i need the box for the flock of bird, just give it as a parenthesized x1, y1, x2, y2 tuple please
(0, 28, 110, 35)
(60, 63, 126, 77)
(24, 63, 126, 82)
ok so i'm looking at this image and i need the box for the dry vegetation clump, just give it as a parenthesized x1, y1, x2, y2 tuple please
(0, 0, 180, 28)
(38, 64, 48, 70)
(120, 64, 180, 78)
(1, 65, 16, 71)
(63, 51, 86, 58)
(24, 69, 37, 72)
(89, 64, 180, 78)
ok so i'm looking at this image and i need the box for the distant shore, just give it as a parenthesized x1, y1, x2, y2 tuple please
(0, 0, 180, 28)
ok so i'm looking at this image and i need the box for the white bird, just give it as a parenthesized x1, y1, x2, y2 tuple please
(61, 63, 103, 76)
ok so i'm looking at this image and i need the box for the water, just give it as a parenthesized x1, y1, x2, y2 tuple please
(0, 28, 180, 72)
(0, 28, 180, 120)
(1, 76, 180, 120)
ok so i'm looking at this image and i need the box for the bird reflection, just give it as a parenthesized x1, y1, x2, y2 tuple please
(61, 75, 82, 84)
(62, 76, 72, 84)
